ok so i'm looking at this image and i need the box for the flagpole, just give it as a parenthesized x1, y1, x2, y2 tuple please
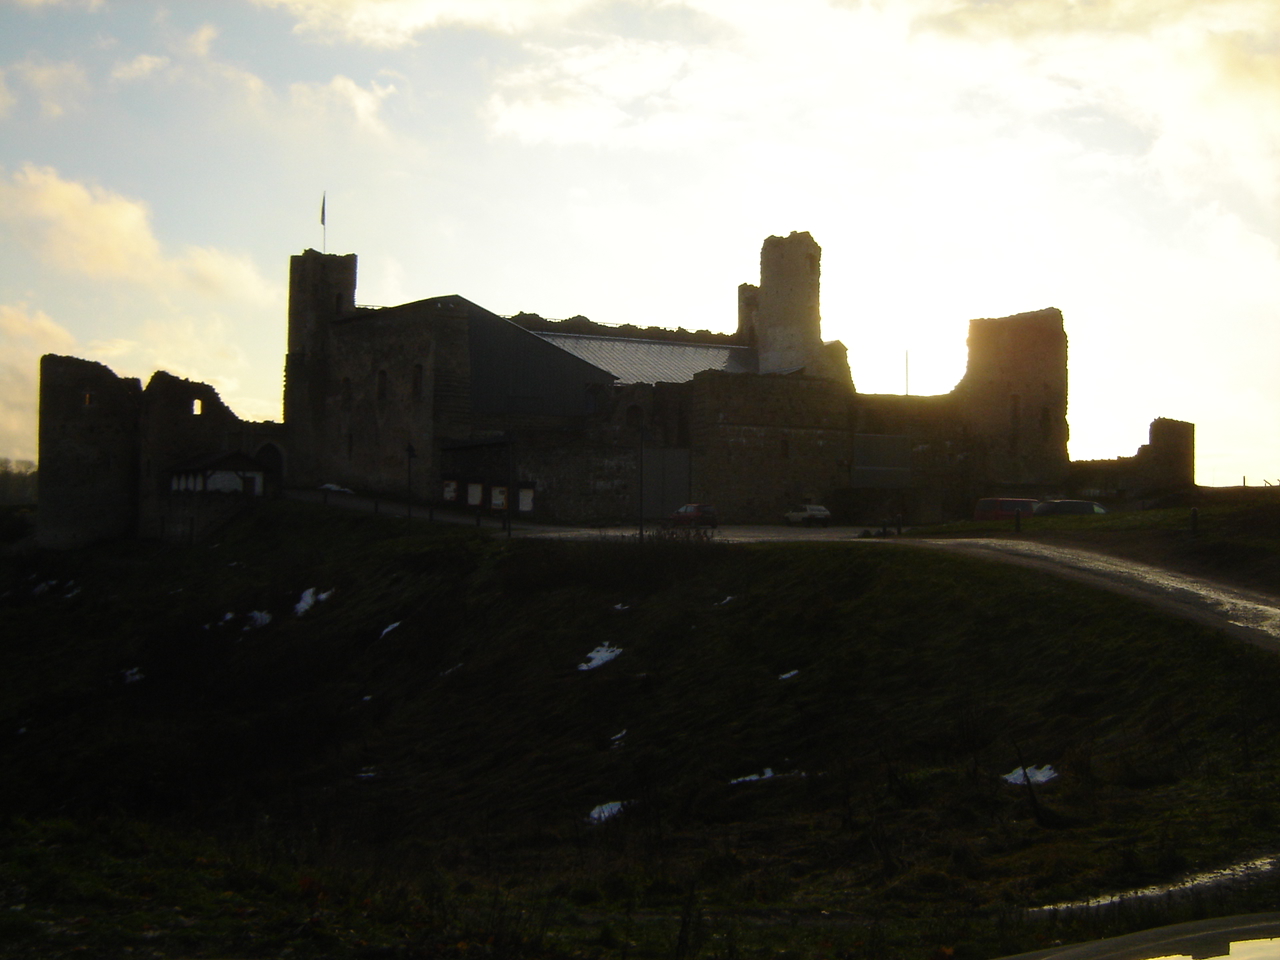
(321, 191, 327, 253)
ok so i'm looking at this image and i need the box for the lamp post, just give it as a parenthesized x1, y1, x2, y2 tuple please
(637, 425, 646, 542)
(406, 443, 416, 522)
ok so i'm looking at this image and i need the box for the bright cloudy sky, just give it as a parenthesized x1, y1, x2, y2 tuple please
(1, 0, 1277, 486)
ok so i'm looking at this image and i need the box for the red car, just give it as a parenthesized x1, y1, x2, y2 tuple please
(668, 503, 718, 528)
(973, 498, 1039, 521)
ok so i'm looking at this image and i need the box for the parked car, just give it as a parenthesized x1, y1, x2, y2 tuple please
(1034, 499, 1107, 516)
(783, 504, 832, 527)
(973, 498, 1040, 521)
(668, 503, 718, 528)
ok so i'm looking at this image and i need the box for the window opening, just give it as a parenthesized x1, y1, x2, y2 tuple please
(192, 398, 203, 415)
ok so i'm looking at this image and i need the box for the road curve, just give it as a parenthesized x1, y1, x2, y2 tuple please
(285, 491, 1280, 653)
(906, 537, 1280, 653)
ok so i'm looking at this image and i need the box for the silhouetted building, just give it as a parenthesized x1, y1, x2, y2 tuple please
(36, 232, 1193, 546)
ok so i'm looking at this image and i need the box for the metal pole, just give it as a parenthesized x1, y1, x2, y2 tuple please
(638, 425, 645, 542)
(406, 443, 416, 523)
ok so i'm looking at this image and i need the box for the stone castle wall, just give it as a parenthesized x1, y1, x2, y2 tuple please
(686, 371, 854, 522)
(37, 356, 141, 548)
(955, 308, 1069, 485)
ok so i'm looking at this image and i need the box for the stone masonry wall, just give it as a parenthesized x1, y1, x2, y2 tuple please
(686, 371, 853, 522)
(37, 355, 141, 548)
(954, 308, 1069, 485)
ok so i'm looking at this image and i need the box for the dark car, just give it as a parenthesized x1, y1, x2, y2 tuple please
(668, 503, 718, 528)
(973, 498, 1040, 521)
(1033, 499, 1107, 516)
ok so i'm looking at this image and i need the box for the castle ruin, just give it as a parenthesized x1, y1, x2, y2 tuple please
(36, 232, 1195, 546)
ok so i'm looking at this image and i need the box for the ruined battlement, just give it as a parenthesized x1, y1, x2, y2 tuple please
(37, 356, 142, 548)
(738, 232, 849, 382)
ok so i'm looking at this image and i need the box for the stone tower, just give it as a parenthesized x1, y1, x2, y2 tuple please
(738, 232, 848, 381)
(284, 249, 357, 485)
(36, 355, 142, 547)
(955, 308, 1069, 484)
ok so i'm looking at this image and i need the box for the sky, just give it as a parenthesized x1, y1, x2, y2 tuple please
(1, 0, 1277, 487)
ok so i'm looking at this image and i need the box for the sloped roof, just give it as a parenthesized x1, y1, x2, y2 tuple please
(533, 332, 755, 384)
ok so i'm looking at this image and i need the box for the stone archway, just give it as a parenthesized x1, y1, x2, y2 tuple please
(255, 442, 285, 495)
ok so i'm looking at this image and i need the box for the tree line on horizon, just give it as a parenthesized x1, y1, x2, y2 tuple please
(0, 458, 37, 505)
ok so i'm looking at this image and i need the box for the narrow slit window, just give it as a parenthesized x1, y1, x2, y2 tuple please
(192, 398, 203, 416)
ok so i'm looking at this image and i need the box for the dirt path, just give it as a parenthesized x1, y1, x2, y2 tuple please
(907, 535, 1280, 653)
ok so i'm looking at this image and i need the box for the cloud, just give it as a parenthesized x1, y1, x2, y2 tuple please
(289, 74, 398, 135)
(0, 165, 275, 302)
(6, 57, 89, 118)
(0, 71, 14, 118)
(917, 0, 1279, 39)
(252, 0, 598, 46)
(111, 54, 171, 82)
(0, 304, 77, 461)
(9, 0, 103, 8)
(488, 37, 721, 146)
(82, 313, 251, 398)
(186, 24, 220, 58)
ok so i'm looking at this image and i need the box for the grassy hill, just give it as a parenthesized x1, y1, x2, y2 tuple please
(4, 500, 1280, 959)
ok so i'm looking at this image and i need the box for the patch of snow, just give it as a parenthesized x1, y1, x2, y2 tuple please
(357, 766, 377, 780)
(32, 581, 56, 597)
(612, 603, 630, 611)
(1003, 765, 1058, 785)
(441, 663, 462, 677)
(295, 588, 333, 616)
(578, 644, 622, 671)
(715, 596, 735, 605)
(731, 767, 775, 784)
(362, 695, 372, 701)
(222, 612, 234, 623)
(611, 730, 627, 741)
(295, 589, 317, 615)
(243, 611, 272, 630)
(380, 622, 401, 638)
(63, 587, 81, 599)
(122, 667, 144, 684)
(320, 483, 354, 494)
(588, 801, 626, 824)
(778, 670, 799, 680)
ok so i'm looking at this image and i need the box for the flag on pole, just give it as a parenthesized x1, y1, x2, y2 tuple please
(320, 192, 326, 227)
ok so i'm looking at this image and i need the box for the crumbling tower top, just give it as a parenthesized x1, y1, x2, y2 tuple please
(737, 232, 848, 381)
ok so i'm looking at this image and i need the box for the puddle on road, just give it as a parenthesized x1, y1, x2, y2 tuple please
(1033, 855, 1278, 913)
(943, 540, 1280, 642)
(1129, 938, 1278, 960)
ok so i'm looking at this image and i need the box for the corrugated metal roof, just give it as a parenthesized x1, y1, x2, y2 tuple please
(533, 332, 755, 384)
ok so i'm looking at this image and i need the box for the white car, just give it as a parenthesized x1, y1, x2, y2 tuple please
(783, 504, 831, 527)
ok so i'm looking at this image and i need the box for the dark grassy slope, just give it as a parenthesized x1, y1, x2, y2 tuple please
(4, 501, 1280, 959)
